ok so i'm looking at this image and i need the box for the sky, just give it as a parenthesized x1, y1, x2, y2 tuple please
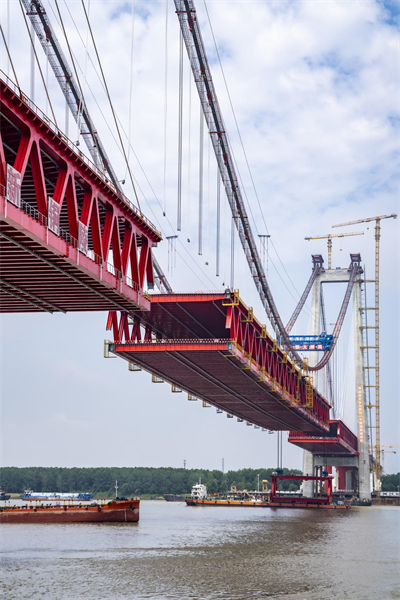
(0, 0, 399, 474)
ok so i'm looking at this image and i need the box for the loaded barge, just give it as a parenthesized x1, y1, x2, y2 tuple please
(0, 498, 140, 523)
(186, 475, 351, 509)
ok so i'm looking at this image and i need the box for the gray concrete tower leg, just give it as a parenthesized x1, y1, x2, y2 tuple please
(354, 278, 371, 500)
(302, 274, 321, 497)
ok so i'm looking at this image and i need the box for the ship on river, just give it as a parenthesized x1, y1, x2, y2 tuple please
(186, 483, 270, 507)
(0, 498, 139, 524)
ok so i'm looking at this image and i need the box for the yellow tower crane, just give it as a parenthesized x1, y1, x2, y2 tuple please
(304, 231, 364, 269)
(380, 447, 398, 475)
(332, 214, 397, 498)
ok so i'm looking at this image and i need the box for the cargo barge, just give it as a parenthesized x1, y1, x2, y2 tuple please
(185, 475, 351, 510)
(0, 498, 139, 524)
(186, 498, 269, 507)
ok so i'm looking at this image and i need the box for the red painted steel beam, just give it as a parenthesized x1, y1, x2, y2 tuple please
(106, 292, 333, 433)
(0, 72, 162, 313)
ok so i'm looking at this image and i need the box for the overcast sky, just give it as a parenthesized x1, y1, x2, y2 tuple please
(0, 0, 399, 474)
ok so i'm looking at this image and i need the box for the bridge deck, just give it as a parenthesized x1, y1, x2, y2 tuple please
(107, 293, 331, 434)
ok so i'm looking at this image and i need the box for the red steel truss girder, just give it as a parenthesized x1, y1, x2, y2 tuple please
(0, 76, 161, 313)
(106, 293, 331, 432)
(289, 419, 358, 455)
(0, 221, 146, 313)
(288, 436, 358, 456)
(111, 342, 329, 433)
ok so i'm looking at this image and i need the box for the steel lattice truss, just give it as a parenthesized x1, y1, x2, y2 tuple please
(22, 0, 172, 294)
(0, 72, 160, 313)
(106, 293, 332, 433)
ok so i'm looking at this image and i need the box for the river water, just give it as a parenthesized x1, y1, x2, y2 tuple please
(1, 500, 399, 599)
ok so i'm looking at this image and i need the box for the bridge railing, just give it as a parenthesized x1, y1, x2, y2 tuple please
(9, 197, 142, 292)
(0, 69, 161, 239)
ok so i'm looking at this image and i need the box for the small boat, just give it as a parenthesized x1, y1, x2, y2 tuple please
(21, 490, 93, 501)
(0, 498, 139, 524)
(0, 491, 10, 501)
(164, 494, 187, 502)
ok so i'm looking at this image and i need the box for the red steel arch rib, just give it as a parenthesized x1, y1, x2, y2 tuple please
(0, 72, 161, 314)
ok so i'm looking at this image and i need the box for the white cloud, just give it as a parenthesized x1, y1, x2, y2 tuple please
(0, 0, 398, 469)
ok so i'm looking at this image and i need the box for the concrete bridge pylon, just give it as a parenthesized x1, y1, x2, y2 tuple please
(302, 264, 371, 500)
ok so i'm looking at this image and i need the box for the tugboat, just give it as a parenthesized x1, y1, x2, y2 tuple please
(0, 490, 10, 501)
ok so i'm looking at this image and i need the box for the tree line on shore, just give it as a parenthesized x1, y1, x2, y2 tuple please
(1, 466, 303, 495)
(1, 467, 398, 495)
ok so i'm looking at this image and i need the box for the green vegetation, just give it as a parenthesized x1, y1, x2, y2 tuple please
(381, 472, 400, 492)
(0, 466, 303, 496)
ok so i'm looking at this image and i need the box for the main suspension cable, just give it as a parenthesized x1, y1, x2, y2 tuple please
(18, 0, 58, 125)
(203, 0, 305, 303)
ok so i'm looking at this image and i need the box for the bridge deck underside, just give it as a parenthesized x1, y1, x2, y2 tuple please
(288, 436, 358, 456)
(112, 341, 327, 434)
(0, 214, 146, 314)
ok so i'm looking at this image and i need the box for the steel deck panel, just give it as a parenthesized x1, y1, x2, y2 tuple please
(112, 342, 329, 434)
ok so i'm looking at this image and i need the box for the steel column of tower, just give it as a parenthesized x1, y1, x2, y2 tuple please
(333, 214, 397, 497)
(23, 0, 172, 294)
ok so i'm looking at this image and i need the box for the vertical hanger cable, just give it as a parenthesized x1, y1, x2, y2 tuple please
(186, 59, 191, 242)
(163, 0, 168, 216)
(198, 106, 204, 255)
(177, 30, 183, 230)
(216, 172, 220, 277)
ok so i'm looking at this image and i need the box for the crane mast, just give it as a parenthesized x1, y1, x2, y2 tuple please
(22, 0, 172, 293)
(332, 213, 397, 498)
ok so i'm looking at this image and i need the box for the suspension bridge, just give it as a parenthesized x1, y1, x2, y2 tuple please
(0, 0, 396, 501)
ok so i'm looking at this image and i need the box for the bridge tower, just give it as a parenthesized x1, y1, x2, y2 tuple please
(302, 261, 371, 500)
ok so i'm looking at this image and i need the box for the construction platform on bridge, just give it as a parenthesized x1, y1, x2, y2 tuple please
(107, 292, 331, 434)
(0, 71, 160, 314)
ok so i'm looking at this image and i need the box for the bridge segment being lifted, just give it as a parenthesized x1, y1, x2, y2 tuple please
(106, 292, 335, 435)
